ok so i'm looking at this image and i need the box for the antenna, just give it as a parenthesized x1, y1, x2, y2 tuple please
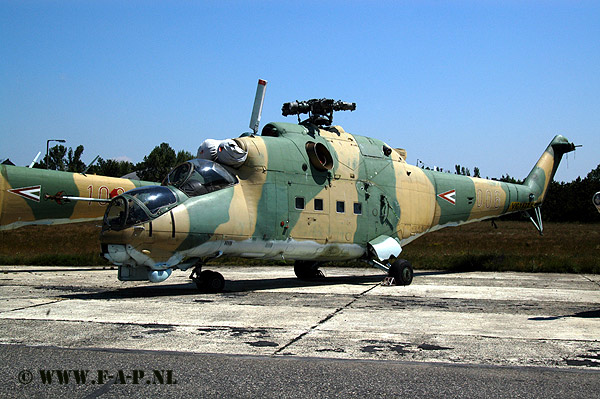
(249, 79, 267, 134)
(81, 155, 100, 176)
(28, 152, 41, 168)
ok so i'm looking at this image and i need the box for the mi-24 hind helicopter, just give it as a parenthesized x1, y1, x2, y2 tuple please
(97, 79, 576, 292)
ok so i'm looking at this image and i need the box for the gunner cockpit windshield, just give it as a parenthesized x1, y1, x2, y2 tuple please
(162, 159, 238, 197)
(103, 186, 178, 231)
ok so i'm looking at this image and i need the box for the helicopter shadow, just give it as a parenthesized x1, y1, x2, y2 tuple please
(3, 267, 114, 273)
(528, 309, 600, 321)
(58, 270, 449, 300)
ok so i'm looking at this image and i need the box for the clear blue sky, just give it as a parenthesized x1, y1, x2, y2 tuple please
(2, 0, 599, 182)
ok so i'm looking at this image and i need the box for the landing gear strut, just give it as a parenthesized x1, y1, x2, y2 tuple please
(190, 263, 225, 293)
(294, 260, 325, 280)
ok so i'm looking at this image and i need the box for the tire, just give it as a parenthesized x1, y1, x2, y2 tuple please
(388, 259, 413, 286)
(294, 261, 324, 280)
(195, 270, 225, 293)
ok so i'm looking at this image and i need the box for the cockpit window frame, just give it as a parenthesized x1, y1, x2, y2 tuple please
(103, 186, 179, 232)
(127, 186, 178, 216)
(162, 159, 239, 198)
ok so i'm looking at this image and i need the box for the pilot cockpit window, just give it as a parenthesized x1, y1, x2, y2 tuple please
(162, 159, 238, 197)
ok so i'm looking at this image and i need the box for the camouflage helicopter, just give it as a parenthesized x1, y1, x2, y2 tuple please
(1, 80, 576, 292)
(93, 81, 574, 292)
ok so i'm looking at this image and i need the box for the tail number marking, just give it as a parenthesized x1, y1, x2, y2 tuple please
(87, 185, 125, 206)
(476, 189, 501, 209)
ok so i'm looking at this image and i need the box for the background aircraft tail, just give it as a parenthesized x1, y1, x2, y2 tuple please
(0, 165, 154, 230)
(523, 135, 576, 203)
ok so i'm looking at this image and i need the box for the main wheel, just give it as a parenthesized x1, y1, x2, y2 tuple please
(294, 261, 324, 280)
(388, 259, 413, 286)
(195, 270, 225, 293)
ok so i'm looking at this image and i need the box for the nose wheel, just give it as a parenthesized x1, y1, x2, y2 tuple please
(387, 259, 413, 286)
(190, 266, 225, 293)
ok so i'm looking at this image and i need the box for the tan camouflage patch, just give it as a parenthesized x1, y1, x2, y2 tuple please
(216, 136, 269, 239)
(71, 174, 139, 220)
(0, 173, 36, 228)
(144, 205, 192, 261)
(532, 151, 555, 202)
(289, 186, 330, 243)
(322, 127, 362, 242)
(470, 178, 507, 220)
(321, 126, 361, 179)
(393, 164, 437, 238)
(328, 179, 360, 243)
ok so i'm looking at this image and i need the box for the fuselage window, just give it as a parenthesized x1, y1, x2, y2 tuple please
(314, 198, 324, 211)
(336, 201, 345, 213)
(295, 197, 305, 210)
(354, 202, 362, 215)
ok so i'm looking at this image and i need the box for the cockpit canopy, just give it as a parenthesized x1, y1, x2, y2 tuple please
(103, 186, 178, 231)
(162, 159, 238, 197)
(103, 159, 238, 231)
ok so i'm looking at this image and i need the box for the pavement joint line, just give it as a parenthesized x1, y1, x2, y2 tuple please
(581, 275, 600, 289)
(81, 376, 115, 399)
(272, 282, 380, 355)
(0, 298, 65, 314)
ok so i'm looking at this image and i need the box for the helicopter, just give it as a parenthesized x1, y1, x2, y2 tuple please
(90, 79, 576, 292)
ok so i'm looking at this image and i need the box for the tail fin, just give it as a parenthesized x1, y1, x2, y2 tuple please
(523, 135, 576, 203)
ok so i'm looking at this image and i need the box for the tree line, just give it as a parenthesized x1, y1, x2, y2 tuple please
(542, 168, 600, 223)
(31, 143, 194, 182)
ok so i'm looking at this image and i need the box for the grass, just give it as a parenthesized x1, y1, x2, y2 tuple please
(0, 220, 598, 274)
(400, 220, 600, 274)
(0, 222, 110, 266)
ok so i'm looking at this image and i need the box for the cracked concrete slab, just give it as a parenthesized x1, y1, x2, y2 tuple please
(0, 266, 598, 369)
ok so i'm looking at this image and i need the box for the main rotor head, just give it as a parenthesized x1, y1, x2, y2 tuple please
(282, 98, 356, 127)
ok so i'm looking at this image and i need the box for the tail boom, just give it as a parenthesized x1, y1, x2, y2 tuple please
(400, 135, 576, 240)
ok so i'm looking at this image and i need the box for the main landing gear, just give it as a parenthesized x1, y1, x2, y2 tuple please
(294, 258, 413, 286)
(190, 263, 225, 293)
(294, 260, 325, 280)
